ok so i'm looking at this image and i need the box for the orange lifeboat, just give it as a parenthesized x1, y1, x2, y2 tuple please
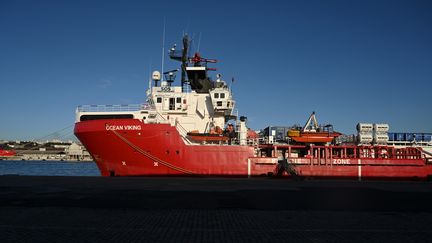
(187, 132, 229, 142)
(289, 131, 342, 143)
(187, 126, 229, 143)
(288, 112, 341, 143)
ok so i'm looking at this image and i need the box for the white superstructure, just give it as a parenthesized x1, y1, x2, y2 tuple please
(76, 35, 241, 143)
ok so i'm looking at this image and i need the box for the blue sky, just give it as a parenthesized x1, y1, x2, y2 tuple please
(1, 0, 431, 141)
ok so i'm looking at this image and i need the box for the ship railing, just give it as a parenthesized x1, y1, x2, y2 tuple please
(156, 111, 167, 121)
(247, 138, 260, 147)
(77, 104, 147, 112)
(416, 147, 432, 163)
(146, 111, 168, 124)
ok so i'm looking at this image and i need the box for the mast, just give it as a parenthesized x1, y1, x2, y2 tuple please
(161, 18, 166, 82)
(181, 35, 189, 92)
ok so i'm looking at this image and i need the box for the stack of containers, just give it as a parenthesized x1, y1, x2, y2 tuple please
(357, 123, 373, 145)
(387, 132, 432, 143)
(387, 132, 395, 141)
(424, 133, 432, 142)
(405, 133, 414, 141)
(414, 133, 424, 142)
(373, 123, 389, 145)
(396, 133, 406, 141)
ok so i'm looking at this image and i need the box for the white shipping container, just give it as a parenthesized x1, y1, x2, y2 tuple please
(373, 134, 389, 144)
(374, 123, 389, 133)
(358, 133, 373, 144)
(357, 123, 373, 133)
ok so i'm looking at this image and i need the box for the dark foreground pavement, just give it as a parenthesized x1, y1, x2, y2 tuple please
(1, 176, 432, 242)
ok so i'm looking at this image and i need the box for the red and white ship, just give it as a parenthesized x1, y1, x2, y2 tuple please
(74, 36, 432, 180)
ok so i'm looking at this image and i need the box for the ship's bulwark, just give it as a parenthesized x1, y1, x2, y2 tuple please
(75, 119, 432, 180)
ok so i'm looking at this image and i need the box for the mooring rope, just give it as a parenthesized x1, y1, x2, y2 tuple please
(111, 129, 195, 175)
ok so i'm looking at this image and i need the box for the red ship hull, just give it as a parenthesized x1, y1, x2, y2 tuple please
(75, 119, 262, 177)
(75, 119, 432, 180)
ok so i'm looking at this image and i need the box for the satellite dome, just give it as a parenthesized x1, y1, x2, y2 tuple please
(152, 71, 161, 81)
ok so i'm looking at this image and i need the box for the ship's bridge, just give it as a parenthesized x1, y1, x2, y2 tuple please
(209, 89, 234, 112)
(151, 85, 187, 112)
(209, 78, 235, 114)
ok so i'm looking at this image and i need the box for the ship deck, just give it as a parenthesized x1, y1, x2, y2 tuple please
(1, 176, 432, 242)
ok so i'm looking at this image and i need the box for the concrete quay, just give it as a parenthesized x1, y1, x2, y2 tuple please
(1, 176, 432, 242)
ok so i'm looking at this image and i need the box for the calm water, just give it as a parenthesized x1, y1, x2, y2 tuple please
(0, 160, 100, 176)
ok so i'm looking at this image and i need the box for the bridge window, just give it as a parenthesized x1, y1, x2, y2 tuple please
(156, 97, 162, 103)
(214, 93, 219, 99)
(176, 97, 181, 103)
(220, 93, 225, 98)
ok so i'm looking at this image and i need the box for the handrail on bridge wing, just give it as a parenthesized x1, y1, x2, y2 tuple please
(77, 104, 148, 112)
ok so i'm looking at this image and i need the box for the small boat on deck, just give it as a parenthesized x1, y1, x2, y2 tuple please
(187, 132, 229, 143)
(288, 112, 342, 143)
